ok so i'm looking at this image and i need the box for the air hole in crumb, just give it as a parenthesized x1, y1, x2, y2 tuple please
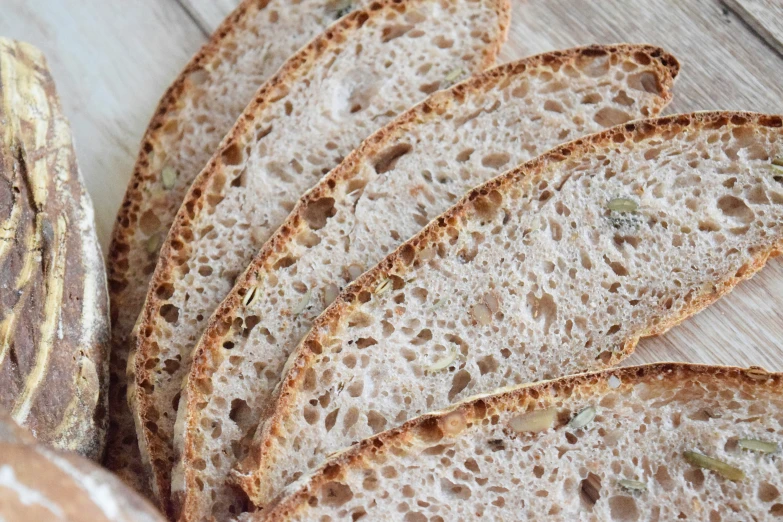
(321, 481, 353, 507)
(481, 152, 511, 169)
(580, 473, 602, 509)
(594, 107, 632, 127)
(159, 304, 179, 323)
(609, 495, 640, 522)
(302, 198, 336, 230)
(221, 142, 243, 166)
(374, 143, 412, 174)
(717, 195, 754, 223)
(448, 370, 471, 401)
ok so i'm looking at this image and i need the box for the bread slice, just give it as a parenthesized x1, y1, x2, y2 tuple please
(261, 363, 783, 521)
(0, 39, 110, 460)
(128, 0, 510, 510)
(233, 111, 783, 506)
(0, 412, 165, 522)
(173, 44, 679, 521)
(104, 0, 387, 490)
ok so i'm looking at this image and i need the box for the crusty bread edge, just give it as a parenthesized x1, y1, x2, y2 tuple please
(261, 362, 782, 520)
(233, 110, 783, 501)
(106, 0, 265, 290)
(129, 0, 511, 510)
(177, 42, 679, 512)
(103, 0, 268, 492)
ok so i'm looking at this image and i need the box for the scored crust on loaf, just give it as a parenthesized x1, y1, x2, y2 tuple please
(0, 39, 110, 460)
(173, 44, 679, 521)
(105, 0, 386, 492)
(128, 0, 510, 511)
(261, 363, 783, 521)
(234, 111, 783, 506)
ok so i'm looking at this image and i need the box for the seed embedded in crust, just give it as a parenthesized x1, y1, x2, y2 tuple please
(162, 166, 178, 189)
(292, 290, 312, 315)
(426, 349, 458, 373)
(146, 233, 162, 254)
(243, 286, 258, 308)
(745, 366, 771, 381)
(374, 278, 392, 296)
(738, 438, 779, 454)
(568, 406, 597, 430)
(509, 407, 557, 434)
(683, 451, 745, 482)
(443, 68, 465, 87)
(618, 479, 647, 492)
(471, 303, 492, 326)
(607, 197, 638, 213)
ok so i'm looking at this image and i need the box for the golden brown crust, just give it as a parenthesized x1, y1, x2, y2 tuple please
(0, 39, 110, 460)
(234, 110, 783, 499)
(261, 362, 783, 520)
(177, 42, 678, 516)
(129, 0, 511, 512)
(104, 0, 273, 492)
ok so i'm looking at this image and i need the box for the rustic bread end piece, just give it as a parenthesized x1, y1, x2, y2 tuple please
(236, 111, 783, 506)
(173, 43, 678, 521)
(262, 364, 783, 521)
(0, 38, 110, 460)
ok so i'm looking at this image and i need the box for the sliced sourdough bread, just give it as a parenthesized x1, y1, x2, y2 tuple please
(105, 0, 383, 489)
(129, 0, 510, 510)
(0, 412, 165, 522)
(0, 39, 110, 459)
(174, 44, 679, 521)
(234, 111, 783, 506)
(261, 363, 783, 521)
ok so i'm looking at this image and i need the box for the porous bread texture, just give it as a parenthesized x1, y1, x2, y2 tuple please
(173, 44, 679, 521)
(261, 364, 783, 522)
(129, 0, 510, 510)
(0, 442, 166, 522)
(235, 111, 783, 506)
(106, 0, 380, 491)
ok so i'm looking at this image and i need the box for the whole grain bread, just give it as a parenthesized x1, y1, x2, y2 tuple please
(0, 412, 165, 522)
(128, 0, 510, 511)
(260, 363, 783, 521)
(0, 39, 110, 460)
(105, 0, 384, 490)
(233, 111, 783, 506)
(173, 44, 679, 521)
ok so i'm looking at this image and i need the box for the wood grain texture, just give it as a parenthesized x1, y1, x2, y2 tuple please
(180, 0, 239, 32)
(724, 0, 783, 56)
(0, 0, 206, 252)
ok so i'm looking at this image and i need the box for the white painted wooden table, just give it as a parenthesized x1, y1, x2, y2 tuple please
(2, 0, 782, 371)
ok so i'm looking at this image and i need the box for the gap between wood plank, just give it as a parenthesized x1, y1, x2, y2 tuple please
(173, 0, 211, 38)
(722, 0, 783, 60)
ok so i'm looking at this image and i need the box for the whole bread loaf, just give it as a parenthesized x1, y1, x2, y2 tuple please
(0, 413, 165, 522)
(128, 0, 510, 511)
(0, 39, 109, 459)
(173, 44, 679, 521)
(261, 363, 783, 521)
(234, 111, 783, 506)
(105, 0, 382, 491)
